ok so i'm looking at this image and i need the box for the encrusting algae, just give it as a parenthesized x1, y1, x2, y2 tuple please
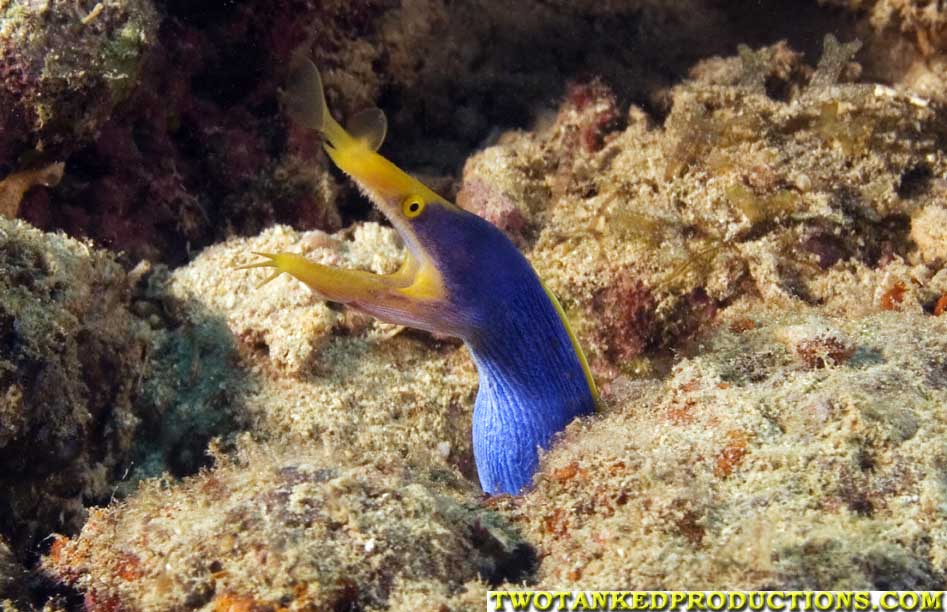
(0, 0, 157, 166)
(0, 217, 152, 568)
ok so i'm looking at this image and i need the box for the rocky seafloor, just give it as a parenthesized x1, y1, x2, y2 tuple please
(1, 0, 947, 609)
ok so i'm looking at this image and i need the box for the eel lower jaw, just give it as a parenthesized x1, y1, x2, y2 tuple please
(237, 248, 449, 332)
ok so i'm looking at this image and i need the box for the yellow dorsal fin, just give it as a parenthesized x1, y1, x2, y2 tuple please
(283, 59, 450, 215)
(284, 59, 352, 150)
(346, 107, 387, 151)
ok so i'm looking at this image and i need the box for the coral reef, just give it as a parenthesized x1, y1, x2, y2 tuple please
(12, 0, 389, 263)
(0, 218, 153, 565)
(6, 0, 743, 264)
(41, 306, 947, 601)
(499, 308, 947, 588)
(459, 35, 947, 376)
(9, 0, 930, 267)
(45, 441, 530, 610)
(0, 0, 158, 170)
(161, 224, 480, 478)
(0, 0, 944, 607)
(37, 30, 947, 604)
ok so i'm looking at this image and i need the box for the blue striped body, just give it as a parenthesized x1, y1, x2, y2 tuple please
(412, 206, 596, 494)
(468, 289, 595, 494)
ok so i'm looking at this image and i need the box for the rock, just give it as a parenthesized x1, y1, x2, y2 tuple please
(912, 204, 947, 264)
(45, 442, 532, 610)
(0, 537, 26, 603)
(0, 0, 158, 169)
(500, 309, 947, 589)
(0, 217, 151, 573)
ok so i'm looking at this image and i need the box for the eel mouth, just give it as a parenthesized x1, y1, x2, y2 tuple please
(239, 58, 450, 328)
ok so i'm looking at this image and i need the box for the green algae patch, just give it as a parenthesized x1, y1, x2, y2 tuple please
(133, 311, 245, 480)
(97, 19, 153, 103)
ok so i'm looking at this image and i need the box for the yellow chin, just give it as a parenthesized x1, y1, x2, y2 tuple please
(237, 244, 445, 329)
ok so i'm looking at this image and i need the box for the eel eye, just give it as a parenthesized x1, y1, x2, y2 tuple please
(401, 195, 425, 218)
